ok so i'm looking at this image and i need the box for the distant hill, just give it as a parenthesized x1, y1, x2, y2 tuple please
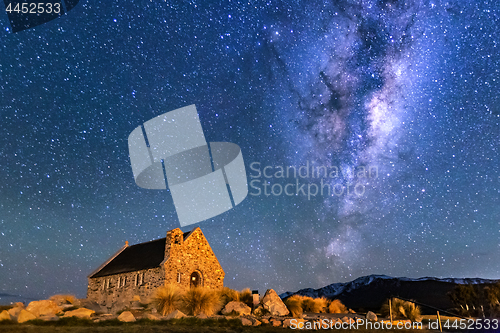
(0, 292, 38, 305)
(280, 274, 500, 314)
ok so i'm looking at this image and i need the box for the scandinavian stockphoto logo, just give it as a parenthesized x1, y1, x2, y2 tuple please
(128, 105, 248, 227)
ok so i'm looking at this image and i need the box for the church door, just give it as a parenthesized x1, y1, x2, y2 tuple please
(190, 271, 201, 288)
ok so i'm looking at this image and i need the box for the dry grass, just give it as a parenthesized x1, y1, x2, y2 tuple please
(152, 284, 183, 316)
(328, 299, 347, 314)
(300, 296, 326, 313)
(218, 287, 239, 308)
(182, 287, 221, 316)
(381, 298, 421, 321)
(284, 295, 303, 317)
(284, 295, 329, 314)
(238, 288, 253, 308)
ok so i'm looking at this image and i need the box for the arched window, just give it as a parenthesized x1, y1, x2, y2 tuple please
(190, 271, 202, 288)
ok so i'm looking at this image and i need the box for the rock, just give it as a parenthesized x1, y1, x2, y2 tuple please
(164, 309, 186, 319)
(50, 295, 78, 306)
(60, 304, 76, 310)
(260, 318, 269, 324)
(0, 310, 11, 321)
(222, 301, 252, 316)
(270, 318, 282, 326)
(110, 300, 130, 314)
(93, 314, 115, 322)
(118, 311, 136, 322)
(145, 313, 160, 320)
(261, 289, 289, 316)
(39, 314, 59, 321)
(243, 316, 262, 326)
(63, 308, 95, 319)
(17, 309, 37, 323)
(252, 304, 268, 316)
(349, 308, 356, 313)
(78, 300, 105, 313)
(196, 313, 208, 319)
(26, 300, 62, 318)
(7, 306, 23, 320)
(240, 317, 253, 326)
(366, 311, 377, 321)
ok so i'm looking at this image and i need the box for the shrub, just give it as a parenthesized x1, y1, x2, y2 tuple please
(284, 295, 303, 317)
(238, 288, 253, 308)
(182, 287, 221, 316)
(219, 287, 239, 308)
(300, 296, 326, 313)
(152, 284, 183, 316)
(315, 297, 328, 313)
(328, 299, 347, 314)
(381, 298, 421, 321)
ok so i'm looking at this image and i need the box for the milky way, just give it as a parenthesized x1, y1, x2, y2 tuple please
(0, 0, 498, 302)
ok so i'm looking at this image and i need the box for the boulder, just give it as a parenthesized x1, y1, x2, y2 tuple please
(252, 319, 262, 326)
(240, 317, 252, 326)
(252, 304, 268, 316)
(270, 318, 282, 326)
(222, 301, 252, 316)
(145, 313, 160, 320)
(63, 308, 95, 319)
(78, 299, 105, 313)
(366, 311, 377, 321)
(196, 313, 208, 319)
(7, 306, 23, 320)
(118, 311, 136, 322)
(50, 295, 78, 306)
(164, 309, 186, 320)
(0, 310, 11, 321)
(261, 289, 289, 316)
(93, 314, 115, 322)
(26, 300, 62, 317)
(39, 314, 59, 321)
(17, 309, 37, 323)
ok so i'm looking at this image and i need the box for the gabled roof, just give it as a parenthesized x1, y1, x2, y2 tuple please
(89, 230, 194, 278)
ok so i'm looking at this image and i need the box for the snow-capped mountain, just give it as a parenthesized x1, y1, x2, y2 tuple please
(280, 274, 500, 313)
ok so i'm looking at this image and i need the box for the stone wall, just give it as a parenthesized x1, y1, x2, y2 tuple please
(87, 266, 164, 310)
(87, 227, 224, 311)
(164, 227, 224, 290)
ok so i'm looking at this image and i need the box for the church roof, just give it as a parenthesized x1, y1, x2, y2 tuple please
(90, 230, 192, 278)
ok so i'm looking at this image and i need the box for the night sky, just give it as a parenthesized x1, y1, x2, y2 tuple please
(0, 0, 499, 302)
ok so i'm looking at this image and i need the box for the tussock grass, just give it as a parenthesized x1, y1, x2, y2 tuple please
(152, 284, 183, 316)
(381, 297, 421, 321)
(284, 295, 329, 314)
(218, 287, 239, 308)
(181, 287, 221, 316)
(238, 288, 253, 308)
(328, 299, 347, 314)
(299, 296, 327, 313)
(284, 295, 303, 317)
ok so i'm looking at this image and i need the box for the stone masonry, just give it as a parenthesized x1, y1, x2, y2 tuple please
(87, 227, 224, 310)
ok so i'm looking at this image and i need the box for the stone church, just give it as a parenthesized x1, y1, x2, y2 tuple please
(87, 227, 224, 308)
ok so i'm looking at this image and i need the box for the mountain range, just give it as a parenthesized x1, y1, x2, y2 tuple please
(280, 274, 500, 314)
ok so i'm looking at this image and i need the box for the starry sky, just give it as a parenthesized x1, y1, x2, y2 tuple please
(0, 0, 499, 302)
